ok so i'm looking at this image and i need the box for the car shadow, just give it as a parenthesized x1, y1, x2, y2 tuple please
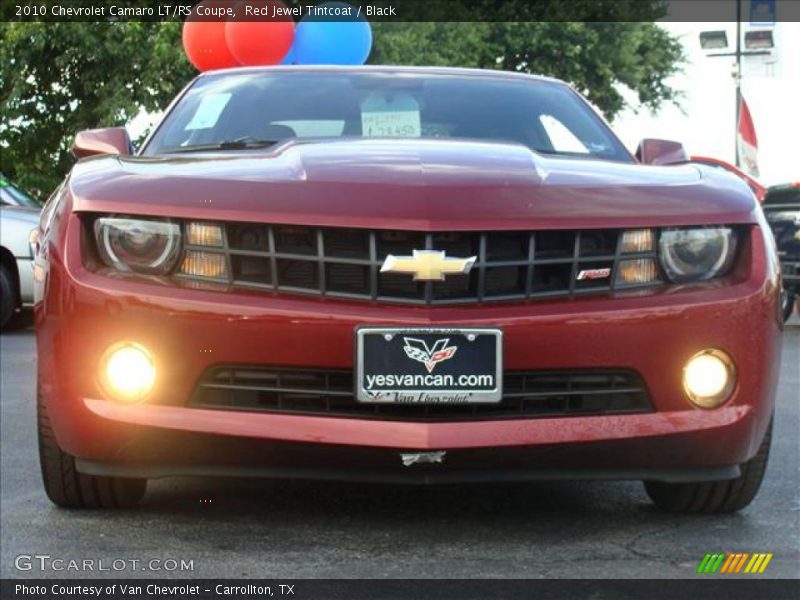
(133, 475, 712, 526)
(89, 475, 747, 562)
(1, 308, 34, 333)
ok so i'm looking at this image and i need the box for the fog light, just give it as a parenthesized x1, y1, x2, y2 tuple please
(100, 343, 155, 403)
(683, 349, 735, 408)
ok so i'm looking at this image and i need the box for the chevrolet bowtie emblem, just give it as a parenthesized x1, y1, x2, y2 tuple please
(380, 250, 477, 282)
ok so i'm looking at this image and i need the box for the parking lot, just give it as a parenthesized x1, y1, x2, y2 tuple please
(1, 313, 798, 579)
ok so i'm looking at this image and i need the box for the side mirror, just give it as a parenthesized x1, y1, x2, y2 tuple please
(72, 127, 133, 159)
(635, 138, 689, 166)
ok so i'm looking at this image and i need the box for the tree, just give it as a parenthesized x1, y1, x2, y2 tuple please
(0, 22, 195, 197)
(370, 21, 684, 121)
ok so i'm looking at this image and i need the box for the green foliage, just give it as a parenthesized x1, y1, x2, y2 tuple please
(370, 21, 684, 120)
(1, 11, 683, 197)
(0, 22, 194, 197)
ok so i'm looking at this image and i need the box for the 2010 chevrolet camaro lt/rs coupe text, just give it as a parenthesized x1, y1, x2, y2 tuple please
(35, 67, 782, 512)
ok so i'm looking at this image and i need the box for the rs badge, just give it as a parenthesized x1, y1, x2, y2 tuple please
(403, 337, 457, 373)
(577, 267, 611, 281)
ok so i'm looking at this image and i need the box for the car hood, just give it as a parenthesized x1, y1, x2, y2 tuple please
(69, 138, 757, 230)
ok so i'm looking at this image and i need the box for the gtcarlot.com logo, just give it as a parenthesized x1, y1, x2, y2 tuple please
(697, 552, 773, 574)
(14, 554, 194, 572)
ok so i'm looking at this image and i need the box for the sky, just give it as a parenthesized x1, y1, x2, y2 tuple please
(613, 21, 800, 186)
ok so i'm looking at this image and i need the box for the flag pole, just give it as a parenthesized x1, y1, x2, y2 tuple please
(704, 0, 772, 171)
(735, 0, 742, 168)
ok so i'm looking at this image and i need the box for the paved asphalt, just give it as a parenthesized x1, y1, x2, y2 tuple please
(1, 313, 798, 580)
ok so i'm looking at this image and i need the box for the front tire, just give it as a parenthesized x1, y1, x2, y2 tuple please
(38, 387, 147, 508)
(0, 263, 16, 329)
(781, 289, 796, 322)
(644, 420, 772, 514)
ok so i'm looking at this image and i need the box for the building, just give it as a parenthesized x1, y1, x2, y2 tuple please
(613, 15, 799, 186)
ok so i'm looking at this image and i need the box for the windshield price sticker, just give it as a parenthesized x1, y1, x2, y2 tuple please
(184, 93, 232, 131)
(361, 92, 422, 138)
(362, 111, 422, 137)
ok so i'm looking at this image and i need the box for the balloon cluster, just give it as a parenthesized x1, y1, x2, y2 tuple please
(182, 0, 373, 71)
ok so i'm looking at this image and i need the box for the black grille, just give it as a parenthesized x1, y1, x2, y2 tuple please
(177, 224, 661, 304)
(191, 367, 652, 421)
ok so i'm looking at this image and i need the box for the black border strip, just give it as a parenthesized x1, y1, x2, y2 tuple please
(4, 0, 800, 23)
(2, 578, 798, 599)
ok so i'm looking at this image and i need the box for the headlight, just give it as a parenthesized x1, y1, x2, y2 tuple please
(615, 229, 660, 287)
(94, 217, 181, 274)
(659, 227, 737, 283)
(28, 228, 40, 258)
(181, 222, 228, 280)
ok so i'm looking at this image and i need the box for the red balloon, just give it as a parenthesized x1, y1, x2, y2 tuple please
(182, 1, 240, 72)
(225, 1, 295, 66)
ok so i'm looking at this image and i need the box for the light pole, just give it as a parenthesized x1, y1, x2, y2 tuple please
(699, 0, 773, 167)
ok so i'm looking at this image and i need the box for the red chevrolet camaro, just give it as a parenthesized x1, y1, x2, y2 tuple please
(34, 67, 782, 512)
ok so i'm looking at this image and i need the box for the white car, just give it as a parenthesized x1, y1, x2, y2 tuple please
(1, 204, 39, 328)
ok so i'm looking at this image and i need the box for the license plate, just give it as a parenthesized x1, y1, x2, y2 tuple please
(355, 327, 503, 404)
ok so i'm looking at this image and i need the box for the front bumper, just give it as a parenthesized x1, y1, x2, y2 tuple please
(74, 432, 742, 484)
(36, 219, 783, 482)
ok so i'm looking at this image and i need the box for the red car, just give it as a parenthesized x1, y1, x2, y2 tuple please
(35, 67, 782, 513)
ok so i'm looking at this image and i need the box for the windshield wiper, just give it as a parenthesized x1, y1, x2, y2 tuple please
(163, 138, 283, 154)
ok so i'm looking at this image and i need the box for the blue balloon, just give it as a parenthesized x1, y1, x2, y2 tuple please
(280, 45, 296, 65)
(293, 2, 373, 65)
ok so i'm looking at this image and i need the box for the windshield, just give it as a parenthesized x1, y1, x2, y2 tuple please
(144, 71, 631, 162)
(0, 176, 42, 208)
